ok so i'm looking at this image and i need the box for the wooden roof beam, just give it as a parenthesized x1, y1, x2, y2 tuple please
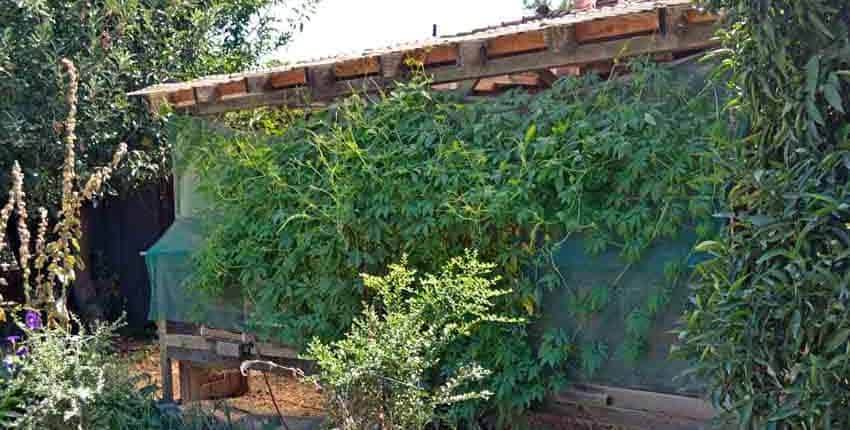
(152, 5, 719, 115)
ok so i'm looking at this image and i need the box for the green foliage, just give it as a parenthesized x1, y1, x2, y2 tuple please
(309, 252, 503, 429)
(567, 283, 611, 323)
(0, 318, 270, 430)
(677, 0, 850, 428)
(0, 0, 316, 210)
(176, 60, 719, 421)
(0, 320, 164, 429)
(579, 341, 608, 378)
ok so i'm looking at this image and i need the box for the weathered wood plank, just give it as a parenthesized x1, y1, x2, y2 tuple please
(188, 23, 716, 115)
(459, 40, 486, 69)
(685, 9, 718, 24)
(334, 57, 380, 79)
(308, 64, 336, 100)
(578, 384, 715, 421)
(215, 341, 241, 358)
(575, 11, 660, 43)
(487, 31, 547, 57)
(407, 45, 459, 66)
(476, 73, 542, 92)
(270, 68, 308, 88)
(545, 26, 578, 53)
(193, 84, 218, 104)
(381, 53, 405, 78)
(169, 88, 195, 108)
(158, 320, 173, 402)
(541, 402, 704, 430)
(253, 342, 299, 359)
(164, 334, 212, 351)
(178, 360, 202, 402)
(433, 23, 715, 83)
(200, 326, 249, 343)
(216, 79, 247, 99)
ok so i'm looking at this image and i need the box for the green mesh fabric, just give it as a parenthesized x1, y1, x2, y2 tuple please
(143, 217, 243, 330)
(539, 230, 707, 395)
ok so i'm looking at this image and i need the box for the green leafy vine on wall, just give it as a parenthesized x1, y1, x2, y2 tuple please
(173, 59, 722, 421)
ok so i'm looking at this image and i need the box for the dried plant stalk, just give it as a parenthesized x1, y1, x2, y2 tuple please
(0, 58, 126, 326)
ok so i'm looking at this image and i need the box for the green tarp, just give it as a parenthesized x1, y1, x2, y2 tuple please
(144, 217, 243, 331)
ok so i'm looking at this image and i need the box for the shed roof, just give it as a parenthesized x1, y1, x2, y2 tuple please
(130, 0, 718, 115)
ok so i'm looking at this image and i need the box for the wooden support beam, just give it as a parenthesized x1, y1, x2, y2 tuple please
(308, 65, 336, 100)
(381, 53, 405, 79)
(459, 40, 486, 69)
(487, 31, 547, 58)
(165, 333, 212, 351)
(158, 320, 174, 403)
(269, 68, 308, 89)
(407, 45, 459, 67)
(216, 79, 247, 99)
(193, 84, 217, 104)
(545, 26, 578, 53)
(664, 5, 691, 37)
(476, 73, 542, 92)
(169, 87, 195, 108)
(334, 57, 381, 79)
(200, 326, 250, 343)
(434, 23, 715, 83)
(215, 341, 241, 358)
(555, 384, 715, 422)
(253, 342, 299, 359)
(544, 402, 705, 430)
(182, 20, 716, 115)
(575, 11, 660, 43)
(179, 361, 202, 402)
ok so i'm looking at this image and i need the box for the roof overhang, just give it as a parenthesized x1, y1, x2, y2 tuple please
(129, 0, 719, 115)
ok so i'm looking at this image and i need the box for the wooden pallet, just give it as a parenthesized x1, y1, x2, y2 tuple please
(157, 320, 303, 403)
(129, 1, 719, 115)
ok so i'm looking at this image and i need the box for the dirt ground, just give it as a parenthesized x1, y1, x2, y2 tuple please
(117, 340, 615, 430)
(120, 339, 326, 418)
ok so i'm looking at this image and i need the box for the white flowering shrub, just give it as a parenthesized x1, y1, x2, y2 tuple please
(0, 319, 167, 429)
(308, 251, 512, 430)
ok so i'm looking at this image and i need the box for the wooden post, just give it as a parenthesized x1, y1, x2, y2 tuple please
(179, 361, 202, 402)
(158, 320, 174, 403)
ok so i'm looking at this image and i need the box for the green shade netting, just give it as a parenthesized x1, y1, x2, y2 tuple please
(540, 230, 706, 395)
(144, 217, 243, 331)
(145, 215, 704, 393)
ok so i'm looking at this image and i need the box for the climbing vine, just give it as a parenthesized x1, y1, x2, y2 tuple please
(174, 59, 721, 421)
(677, 1, 850, 428)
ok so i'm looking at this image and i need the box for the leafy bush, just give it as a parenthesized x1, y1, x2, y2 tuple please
(677, 0, 850, 428)
(176, 60, 720, 422)
(309, 252, 510, 429)
(0, 317, 269, 430)
(0, 319, 167, 429)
